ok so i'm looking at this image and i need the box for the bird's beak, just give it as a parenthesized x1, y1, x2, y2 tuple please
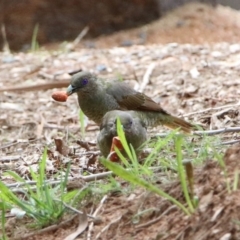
(66, 85, 74, 96)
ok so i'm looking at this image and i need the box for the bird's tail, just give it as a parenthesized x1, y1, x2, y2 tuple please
(164, 115, 194, 133)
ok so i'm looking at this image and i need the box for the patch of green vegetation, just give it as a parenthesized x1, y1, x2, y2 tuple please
(101, 118, 228, 215)
(0, 149, 122, 236)
(0, 116, 231, 236)
(0, 149, 68, 228)
(101, 119, 189, 214)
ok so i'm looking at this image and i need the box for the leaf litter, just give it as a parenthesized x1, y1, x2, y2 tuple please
(1, 2, 240, 239)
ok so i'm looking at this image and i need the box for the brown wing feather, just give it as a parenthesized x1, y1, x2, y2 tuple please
(107, 82, 167, 113)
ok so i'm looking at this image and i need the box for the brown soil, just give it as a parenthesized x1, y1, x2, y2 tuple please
(80, 3, 240, 48)
(1, 3, 240, 240)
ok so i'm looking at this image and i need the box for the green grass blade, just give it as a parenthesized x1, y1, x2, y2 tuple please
(175, 135, 194, 213)
(1, 201, 7, 240)
(116, 117, 133, 160)
(61, 163, 71, 195)
(4, 171, 26, 183)
(114, 146, 129, 166)
(31, 24, 39, 51)
(79, 109, 85, 139)
(233, 170, 239, 191)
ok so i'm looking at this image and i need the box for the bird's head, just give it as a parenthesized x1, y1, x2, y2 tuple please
(101, 111, 134, 133)
(114, 114, 134, 133)
(66, 71, 97, 95)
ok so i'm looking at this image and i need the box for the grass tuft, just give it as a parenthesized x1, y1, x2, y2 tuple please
(0, 149, 69, 228)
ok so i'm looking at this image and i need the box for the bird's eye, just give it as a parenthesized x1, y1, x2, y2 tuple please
(82, 78, 88, 85)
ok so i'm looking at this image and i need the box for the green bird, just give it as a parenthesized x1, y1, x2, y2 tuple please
(97, 110, 147, 157)
(66, 71, 193, 133)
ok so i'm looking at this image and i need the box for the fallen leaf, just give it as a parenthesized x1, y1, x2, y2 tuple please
(199, 191, 213, 213)
(54, 138, 69, 156)
(64, 212, 88, 240)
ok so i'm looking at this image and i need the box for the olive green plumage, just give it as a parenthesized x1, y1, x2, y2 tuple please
(97, 110, 147, 157)
(66, 71, 193, 133)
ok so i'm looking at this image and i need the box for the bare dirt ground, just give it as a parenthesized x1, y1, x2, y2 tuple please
(1, 3, 240, 240)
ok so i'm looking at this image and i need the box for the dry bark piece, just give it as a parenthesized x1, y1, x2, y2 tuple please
(52, 91, 68, 102)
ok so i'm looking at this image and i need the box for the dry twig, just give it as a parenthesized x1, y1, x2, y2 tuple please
(0, 80, 69, 92)
(18, 214, 77, 239)
(95, 215, 122, 240)
(7, 167, 162, 190)
(67, 26, 89, 50)
(135, 205, 177, 229)
(139, 62, 156, 92)
(8, 171, 113, 190)
(153, 127, 240, 138)
(183, 102, 240, 117)
(87, 195, 108, 240)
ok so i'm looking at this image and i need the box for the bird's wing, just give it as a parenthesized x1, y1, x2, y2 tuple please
(132, 115, 147, 129)
(106, 82, 168, 113)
